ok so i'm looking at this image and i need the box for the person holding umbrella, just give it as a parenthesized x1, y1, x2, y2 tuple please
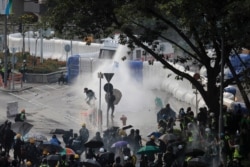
(107, 90, 116, 118)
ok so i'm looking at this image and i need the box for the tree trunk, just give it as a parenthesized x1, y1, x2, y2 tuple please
(226, 59, 250, 110)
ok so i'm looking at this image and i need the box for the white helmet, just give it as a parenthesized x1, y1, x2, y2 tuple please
(205, 128, 211, 133)
(209, 112, 214, 117)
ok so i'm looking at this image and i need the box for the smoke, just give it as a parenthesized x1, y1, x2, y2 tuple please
(70, 44, 162, 114)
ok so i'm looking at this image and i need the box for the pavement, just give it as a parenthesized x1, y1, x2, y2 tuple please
(0, 82, 34, 93)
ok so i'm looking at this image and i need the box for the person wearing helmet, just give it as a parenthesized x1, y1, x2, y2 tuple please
(15, 109, 26, 122)
(20, 109, 26, 122)
(84, 87, 96, 106)
(13, 133, 25, 165)
(26, 161, 32, 167)
(79, 123, 89, 143)
(58, 154, 68, 167)
(26, 138, 40, 166)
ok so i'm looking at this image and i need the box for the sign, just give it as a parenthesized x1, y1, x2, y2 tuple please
(104, 83, 113, 93)
(103, 73, 114, 82)
(64, 44, 71, 52)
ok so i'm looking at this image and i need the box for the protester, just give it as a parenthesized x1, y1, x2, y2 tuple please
(79, 123, 89, 143)
(58, 72, 67, 85)
(62, 129, 73, 146)
(120, 115, 127, 126)
(13, 134, 25, 165)
(49, 134, 61, 146)
(25, 138, 40, 167)
(84, 87, 96, 106)
(20, 60, 27, 82)
(107, 91, 116, 117)
(15, 109, 26, 122)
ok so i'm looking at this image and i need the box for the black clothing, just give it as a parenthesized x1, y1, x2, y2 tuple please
(107, 92, 116, 116)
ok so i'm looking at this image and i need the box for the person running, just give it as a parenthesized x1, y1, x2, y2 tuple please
(84, 88, 96, 106)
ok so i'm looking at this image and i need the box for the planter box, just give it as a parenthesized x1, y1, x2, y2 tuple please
(26, 70, 67, 83)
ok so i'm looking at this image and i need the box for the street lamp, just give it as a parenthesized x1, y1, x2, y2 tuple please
(98, 72, 103, 132)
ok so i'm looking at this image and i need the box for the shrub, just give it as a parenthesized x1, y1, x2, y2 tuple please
(0, 52, 66, 74)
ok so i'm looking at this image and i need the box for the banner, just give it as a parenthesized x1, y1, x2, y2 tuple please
(0, 0, 12, 15)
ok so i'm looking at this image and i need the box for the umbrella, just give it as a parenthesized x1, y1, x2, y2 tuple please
(99, 152, 115, 164)
(60, 147, 75, 155)
(23, 132, 48, 142)
(185, 148, 205, 157)
(137, 145, 161, 155)
(11, 122, 33, 136)
(103, 126, 119, 133)
(38, 141, 64, 153)
(111, 141, 128, 148)
(81, 159, 101, 167)
(122, 125, 133, 130)
(84, 140, 104, 148)
(49, 128, 66, 134)
(187, 157, 208, 167)
(46, 154, 60, 161)
(105, 89, 122, 105)
(147, 131, 162, 138)
(158, 133, 177, 144)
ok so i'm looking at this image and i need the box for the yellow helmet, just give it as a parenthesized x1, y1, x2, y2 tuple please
(26, 161, 32, 166)
(82, 123, 86, 127)
(29, 138, 35, 144)
(43, 150, 48, 155)
(74, 154, 79, 159)
(16, 133, 21, 139)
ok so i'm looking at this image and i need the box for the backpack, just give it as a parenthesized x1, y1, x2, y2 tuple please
(15, 113, 22, 122)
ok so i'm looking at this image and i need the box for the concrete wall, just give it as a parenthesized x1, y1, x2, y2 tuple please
(26, 70, 66, 83)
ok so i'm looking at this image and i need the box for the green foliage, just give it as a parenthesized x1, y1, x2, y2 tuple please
(0, 52, 66, 74)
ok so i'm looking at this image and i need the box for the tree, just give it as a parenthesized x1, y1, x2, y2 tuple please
(44, 0, 250, 127)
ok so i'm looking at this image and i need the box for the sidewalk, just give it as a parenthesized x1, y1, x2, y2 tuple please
(0, 82, 36, 93)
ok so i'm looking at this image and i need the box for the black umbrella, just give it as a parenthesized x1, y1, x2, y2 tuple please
(187, 157, 208, 167)
(81, 159, 101, 167)
(99, 152, 115, 164)
(38, 141, 64, 153)
(11, 121, 33, 136)
(185, 148, 205, 157)
(49, 128, 66, 134)
(103, 126, 119, 133)
(122, 125, 133, 130)
(84, 140, 104, 148)
(46, 154, 60, 161)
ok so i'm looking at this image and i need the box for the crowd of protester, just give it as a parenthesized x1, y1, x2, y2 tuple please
(0, 102, 249, 167)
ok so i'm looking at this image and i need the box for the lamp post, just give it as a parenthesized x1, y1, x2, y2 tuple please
(3, 15, 8, 87)
(11, 48, 16, 90)
(98, 72, 103, 132)
(40, 28, 43, 63)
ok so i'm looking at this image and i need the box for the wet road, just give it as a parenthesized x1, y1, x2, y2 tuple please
(0, 83, 194, 142)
